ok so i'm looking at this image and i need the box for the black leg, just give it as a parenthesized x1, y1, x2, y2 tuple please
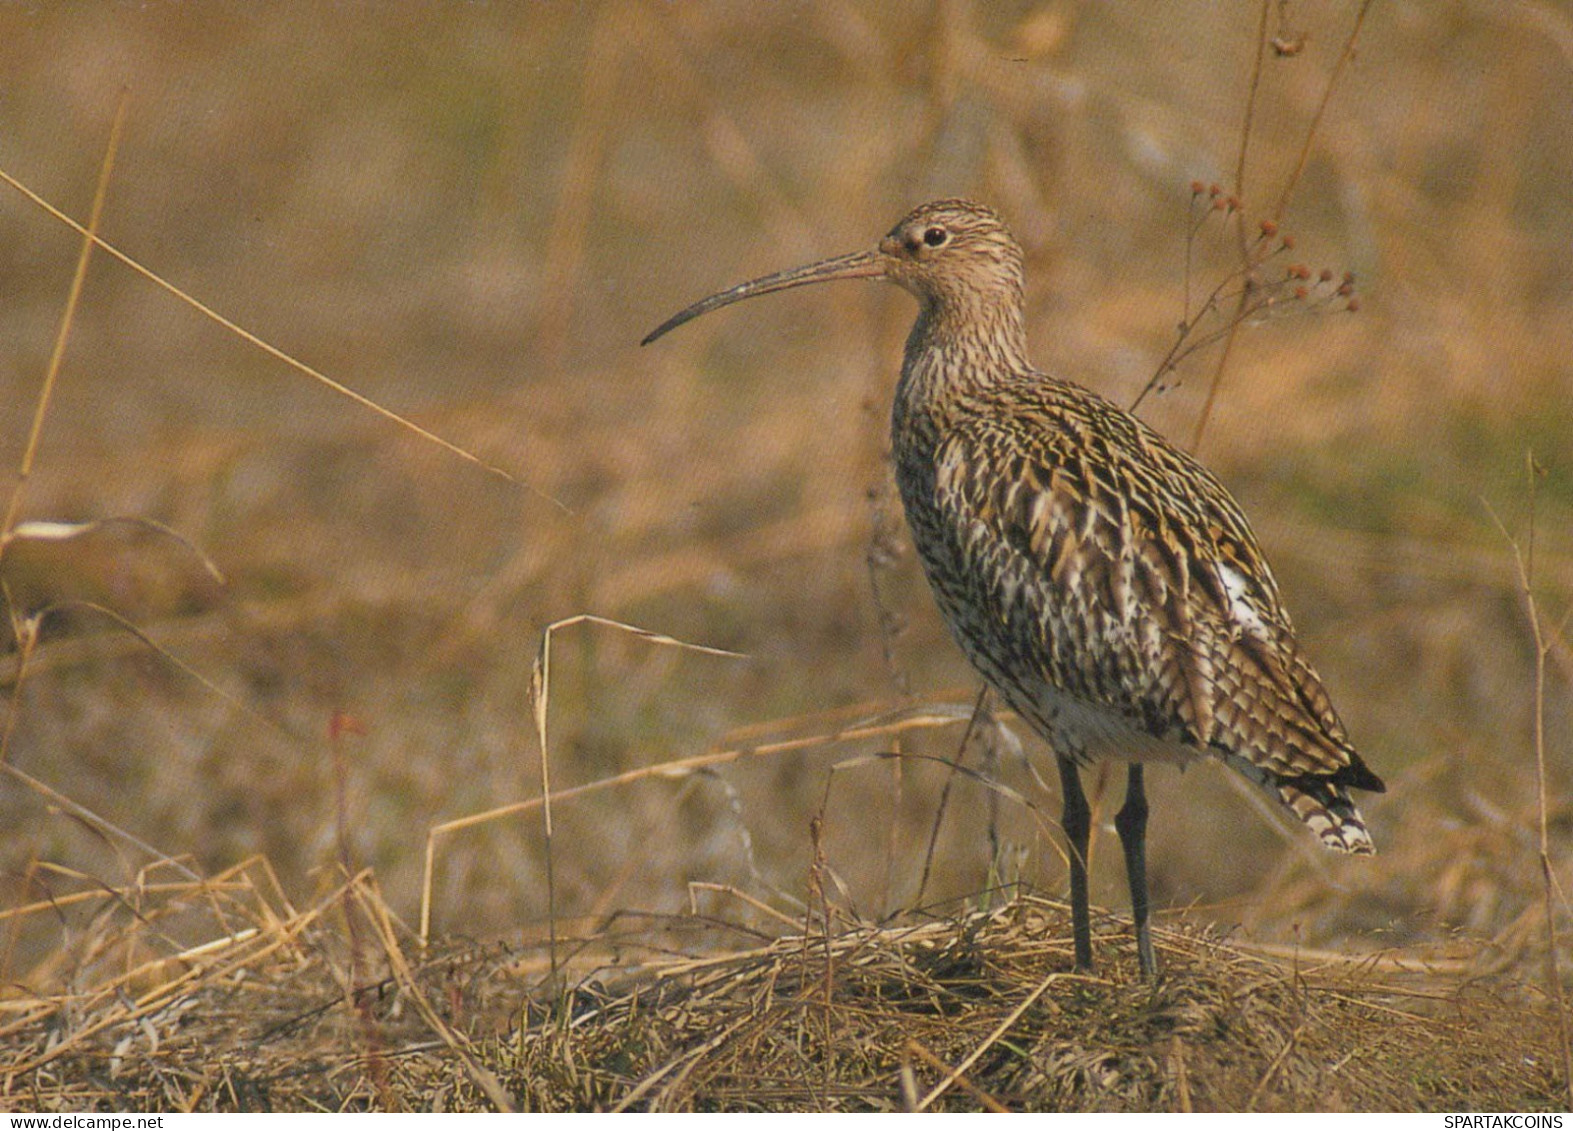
(1115, 763, 1156, 977)
(1056, 756, 1093, 971)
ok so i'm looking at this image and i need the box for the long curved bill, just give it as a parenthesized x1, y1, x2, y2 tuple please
(640, 247, 885, 346)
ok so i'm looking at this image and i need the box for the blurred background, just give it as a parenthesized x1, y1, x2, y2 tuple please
(0, 1, 1569, 977)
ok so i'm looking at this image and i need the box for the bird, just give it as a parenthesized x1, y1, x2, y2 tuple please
(642, 199, 1385, 976)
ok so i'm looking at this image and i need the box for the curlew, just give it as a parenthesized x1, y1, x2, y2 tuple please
(642, 199, 1384, 976)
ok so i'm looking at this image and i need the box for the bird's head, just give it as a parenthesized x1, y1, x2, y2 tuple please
(875, 199, 1024, 313)
(641, 198, 1026, 346)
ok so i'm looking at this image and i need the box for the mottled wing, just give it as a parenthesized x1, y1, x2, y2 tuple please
(931, 404, 1382, 851)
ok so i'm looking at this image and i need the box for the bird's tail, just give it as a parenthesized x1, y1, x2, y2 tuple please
(1276, 775, 1374, 855)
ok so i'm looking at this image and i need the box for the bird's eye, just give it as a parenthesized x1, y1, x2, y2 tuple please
(923, 226, 949, 248)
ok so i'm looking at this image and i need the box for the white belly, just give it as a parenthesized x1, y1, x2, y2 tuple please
(1012, 674, 1201, 766)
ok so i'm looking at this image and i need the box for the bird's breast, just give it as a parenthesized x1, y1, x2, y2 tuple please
(889, 389, 1199, 768)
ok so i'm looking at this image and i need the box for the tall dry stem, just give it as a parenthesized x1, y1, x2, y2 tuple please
(1187, 0, 1376, 452)
(1491, 455, 1573, 1108)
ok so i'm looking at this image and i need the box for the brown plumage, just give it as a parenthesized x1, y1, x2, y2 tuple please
(644, 198, 1384, 975)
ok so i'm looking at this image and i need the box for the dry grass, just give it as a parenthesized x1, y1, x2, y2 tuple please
(1, 0, 1571, 1111)
(0, 880, 1563, 1112)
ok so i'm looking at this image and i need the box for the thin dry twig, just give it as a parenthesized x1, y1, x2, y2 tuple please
(0, 517, 226, 586)
(1245, 1022, 1303, 1111)
(526, 614, 744, 982)
(13, 599, 288, 738)
(1488, 458, 1573, 1109)
(0, 160, 549, 504)
(913, 685, 992, 909)
(905, 1038, 1010, 1113)
(913, 968, 1072, 1111)
(418, 699, 968, 945)
(1186, 0, 1375, 452)
(0, 93, 126, 540)
(1, 760, 201, 885)
(2, 871, 347, 1077)
(351, 874, 516, 1113)
(1, 97, 125, 772)
(1271, 0, 1378, 224)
